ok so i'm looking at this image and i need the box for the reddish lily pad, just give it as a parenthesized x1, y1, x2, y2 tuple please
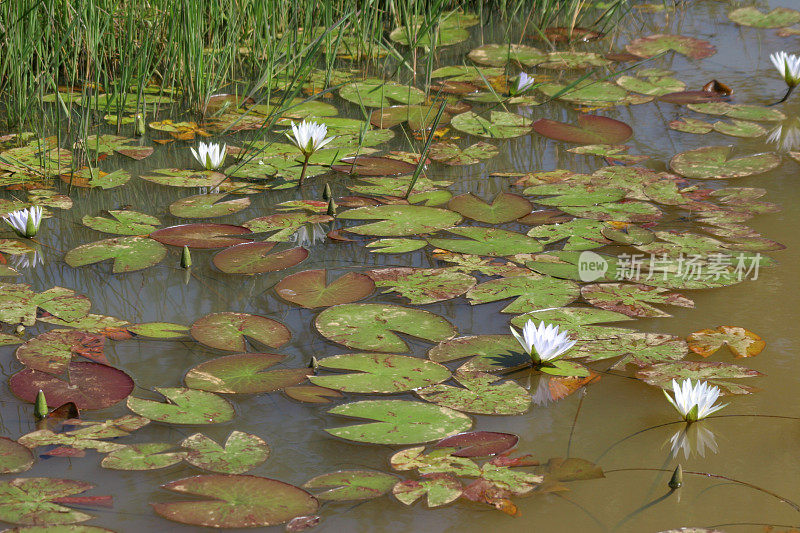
(274, 270, 375, 308)
(303, 470, 398, 501)
(581, 282, 694, 318)
(310, 353, 451, 393)
(434, 431, 519, 457)
(331, 156, 415, 176)
(127, 387, 235, 424)
(9, 362, 134, 410)
(687, 326, 765, 358)
(533, 115, 632, 144)
(191, 312, 291, 351)
(181, 431, 270, 474)
(626, 34, 716, 59)
(0, 478, 97, 525)
(152, 474, 318, 528)
(448, 193, 532, 224)
(316, 303, 456, 352)
(150, 223, 253, 249)
(184, 353, 310, 393)
(284, 385, 343, 404)
(15, 330, 103, 373)
(64, 237, 166, 273)
(212, 243, 308, 274)
(0, 437, 35, 474)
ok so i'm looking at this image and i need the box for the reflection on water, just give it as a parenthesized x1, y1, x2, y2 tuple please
(766, 117, 800, 152)
(667, 423, 719, 460)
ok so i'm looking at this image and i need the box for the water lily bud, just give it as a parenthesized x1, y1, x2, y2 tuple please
(326, 197, 336, 217)
(15, 324, 24, 335)
(181, 245, 192, 268)
(323, 183, 333, 200)
(134, 113, 146, 137)
(34, 390, 47, 420)
(669, 464, 683, 490)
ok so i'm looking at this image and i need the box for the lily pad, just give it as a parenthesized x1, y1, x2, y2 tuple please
(728, 7, 800, 28)
(581, 282, 694, 318)
(466, 275, 580, 313)
(687, 326, 765, 358)
(140, 169, 228, 188)
(275, 270, 374, 308)
(339, 205, 462, 237)
(366, 267, 476, 304)
(448, 193, 531, 224)
(126, 387, 235, 424)
(574, 333, 688, 369)
(467, 44, 547, 67)
(393, 474, 462, 507)
(416, 370, 531, 415)
(150, 223, 253, 249)
(369, 105, 453, 130)
(427, 142, 498, 166)
(366, 238, 427, 254)
(527, 219, 609, 250)
(311, 353, 451, 393)
(152, 474, 318, 528)
(315, 303, 456, 352)
(713, 120, 766, 138)
(0, 285, 91, 327)
(212, 243, 308, 274)
(0, 437, 35, 474)
(331, 156, 415, 176)
(339, 79, 426, 107)
(616, 75, 685, 96)
(626, 34, 716, 59)
(687, 102, 785, 122)
(191, 312, 291, 351)
(434, 431, 519, 457)
(326, 399, 472, 444)
(64, 236, 166, 273)
(669, 146, 780, 179)
(81, 210, 160, 235)
(533, 115, 632, 144)
(184, 353, 310, 394)
(669, 117, 713, 134)
(428, 227, 544, 256)
(181, 431, 270, 474)
(451, 111, 532, 139)
(169, 194, 251, 218)
(636, 361, 761, 395)
(303, 470, 398, 501)
(101, 443, 185, 471)
(0, 478, 96, 525)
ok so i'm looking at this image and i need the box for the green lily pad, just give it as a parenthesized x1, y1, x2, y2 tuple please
(101, 443, 185, 471)
(523, 251, 619, 282)
(127, 322, 190, 338)
(64, 236, 166, 273)
(669, 117, 713, 134)
(466, 275, 580, 313)
(713, 120, 766, 138)
(416, 370, 531, 415)
(669, 146, 780, 179)
(366, 238, 428, 253)
(537, 81, 632, 105)
(581, 282, 694, 318)
(427, 142, 499, 166)
(339, 79, 426, 107)
(626, 34, 716, 59)
(511, 306, 635, 340)
(303, 470, 398, 501)
(0, 284, 90, 327)
(369, 105, 453, 130)
(190, 312, 291, 351)
(366, 267, 476, 304)
(311, 353, 451, 393)
(538, 51, 610, 69)
(140, 169, 228, 188)
(152, 474, 318, 528)
(574, 333, 688, 369)
(347, 175, 452, 196)
(275, 270, 374, 308)
(533, 115, 633, 144)
(81, 210, 160, 235)
(284, 385, 343, 404)
(61, 168, 132, 189)
(636, 361, 761, 395)
(339, 205, 462, 237)
(393, 474, 462, 507)
(728, 7, 800, 28)
(315, 303, 456, 352)
(389, 24, 470, 48)
(447, 193, 531, 224)
(687, 102, 785, 122)
(212, 243, 309, 274)
(616, 75, 685, 96)
(527, 219, 609, 250)
(326, 399, 472, 444)
(428, 334, 523, 365)
(467, 44, 547, 67)
(181, 431, 270, 474)
(451, 111, 532, 139)
(0, 437, 34, 474)
(428, 227, 544, 256)
(169, 193, 251, 218)
(15, 330, 100, 373)
(83, 134, 154, 160)
(567, 144, 649, 164)
(0, 478, 96, 525)
(184, 353, 310, 394)
(127, 387, 235, 424)
(559, 200, 663, 223)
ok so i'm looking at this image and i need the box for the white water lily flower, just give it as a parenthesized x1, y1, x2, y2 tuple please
(770, 51, 800, 87)
(289, 223, 327, 247)
(190, 142, 227, 170)
(509, 319, 577, 364)
(664, 378, 727, 422)
(515, 72, 535, 94)
(287, 120, 334, 156)
(3, 206, 42, 238)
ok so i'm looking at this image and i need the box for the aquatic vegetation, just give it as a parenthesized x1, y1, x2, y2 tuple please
(769, 51, 800, 87)
(509, 320, 576, 365)
(190, 141, 227, 170)
(664, 378, 727, 422)
(3, 206, 41, 239)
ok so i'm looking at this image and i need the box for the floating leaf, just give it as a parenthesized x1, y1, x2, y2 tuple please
(447, 193, 531, 224)
(451, 111, 532, 139)
(191, 312, 290, 353)
(393, 474, 462, 507)
(538, 51, 609, 69)
(303, 470, 398, 501)
(169, 193, 251, 218)
(533, 115, 632, 144)
(416, 371, 531, 415)
(339, 205, 462, 237)
(0, 437, 34, 474)
(616, 75, 685, 96)
(626, 34, 716, 59)
(669, 146, 781, 179)
(339, 79, 426, 107)
(669, 117, 713, 134)
(581, 282, 694, 318)
(366, 238, 427, 253)
(212, 243, 308, 274)
(9, 362, 134, 410)
(428, 227, 544, 256)
(526, 219, 610, 250)
(284, 385, 343, 404)
(326, 399, 472, 444)
(687, 102, 785, 122)
(369, 105, 453, 130)
(574, 333, 688, 369)
(636, 361, 761, 395)
(435, 431, 519, 457)
(101, 443, 185, 471)
(427, 142, 499, 165)
(64, 236, 166, 273)
(140, 169, 227, 188)
(184, 353, 309, 394)
(687, 326, 765, 358)
(315, 303, 456, 352)
(0, 478, 96, 525)
(0, 284, 91, 327)
(152, 475, 318, 528)
(150, 223, 253, 249)
(538, 81, 637, 105)
(331, 156, 415, 176)
(467, 44, 547, 67)
(81, 210, 160, 235)
(126, 387, 235, 424)
(310, 353, 451, 393)
(275, 270, 374, 308)
(712, 120, 766, 138)
(467, 275, 580, 313)
(15, 330, 101, 373)
(728, 7, 800, 28)
(181, 431, 269, 474)
(366, 267, 476, 304)
(428, 334, 524, 366)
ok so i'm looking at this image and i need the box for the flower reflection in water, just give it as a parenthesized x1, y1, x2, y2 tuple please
(766, 118, 800, 152)
(10, 250, 43, 270)
(289, 223, 328, 247)
(667, 424, 719, 460)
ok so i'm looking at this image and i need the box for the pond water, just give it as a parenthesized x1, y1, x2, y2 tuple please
(2, 0, 800, 531)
